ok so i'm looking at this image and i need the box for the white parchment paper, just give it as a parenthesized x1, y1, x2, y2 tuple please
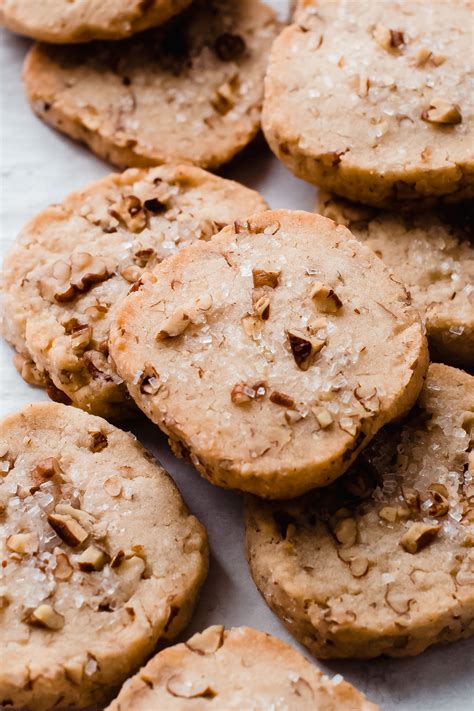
(1, 3, 473, 708)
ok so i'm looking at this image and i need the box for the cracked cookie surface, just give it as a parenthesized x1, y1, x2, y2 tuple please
(0, 0, 192, 43)
(110, 210, 428, 498)
(1, 164, 267, 419)
(105, 625, 379, 710)
(0, 402, 208, 710)
(318, 193, 474, 370)
(263, 0, 474, 208)
(246, 364, 474, 658)
(22, 0, 280, 170)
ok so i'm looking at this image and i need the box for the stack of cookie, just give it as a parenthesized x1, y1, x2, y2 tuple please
(0, 0, 472, 709)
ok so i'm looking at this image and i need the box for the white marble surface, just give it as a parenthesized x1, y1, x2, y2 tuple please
(0, 3, 473, 709)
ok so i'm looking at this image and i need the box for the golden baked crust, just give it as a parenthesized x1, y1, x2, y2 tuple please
(22, 0, 280, 169)
(0, 0, 192, 43)
(246, 364, 474, 658)
(110, 209, 428, 498)
(263, 0, 474, 208)
(106, 626, 379, 710)
(0, 402, 208, 710)
(1, 165, 267, 419)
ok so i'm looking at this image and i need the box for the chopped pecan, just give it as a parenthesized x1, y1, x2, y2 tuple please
(270, 391, 295, 409)
(156, 309, 191, 339)
(231, 383, 256, 405)
(31, 457, 62, 483)
(421, 99, 462, 125)
(287, 330, 325, 370)
(78, 545, 108, 572)
(6, 532, 38, 555)
(311, 282, 342, 313)
(48, 513, 89, 547)
(373, 24, 405, 51)
(252, 293, 270, 320)
(252, 268, 281, 289)
(400, 522, 441, 554)
(27, 604, 64, 630)
(90, 431, 108, 452)
(186, 625, 225, 654)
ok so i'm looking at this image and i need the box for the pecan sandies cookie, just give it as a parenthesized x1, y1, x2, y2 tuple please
(106, 626, 379, 711)
(318, 193, 474, 370)
(246, 364, 474, 658)
(263, 0, 473, 208)
(23, 0, 280, 169)
(1, 165, 267, 419)
(0, 0, 192, 43)
(0, 403, 208, 710)
(111, 210, 427, 498)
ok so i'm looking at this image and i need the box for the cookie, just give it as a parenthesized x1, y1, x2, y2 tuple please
(0, 0, 192, 44)
(317, 194, 474, 370)
(110, 210, 428, 498)
(0, 402, 208, 710)
(246, 364, 474, 659)
(22, 0, 280, 170)
(263, 0, 474, 208)
(1, 164, 267, 420)
(105, 625, 379, 711)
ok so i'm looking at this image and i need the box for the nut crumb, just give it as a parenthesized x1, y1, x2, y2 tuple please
(311, 282, 343, 313)
(48, 513, 89, 547)
(287, 330, 325, 370)
(270, 391, 295, 409)
(252, 268, 281, 289)
(400, 522, 441, 554)
(156, 309, 191, 339)
(421, 99, 462, 125)
(27, 604, 65, 630)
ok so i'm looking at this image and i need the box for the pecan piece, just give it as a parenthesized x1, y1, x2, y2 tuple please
(31, 457, 62, 482)
(48, 513, 89, 547)
(231, 383, 256, 405)
(373, 24, 405, 51)
(156, 309, 191, 339)
(6, 532, 38, 555)
(27, 604, 64, 630)
(400, 522, 441, 554)
(270, 391, 295, 409)
(252, 268, 281, 289)
(311, 282, 342, 313)
(186, 625, 224, 654)
(78, 545, 108, 572)
(421, 99, 462, 125)
(287, 330, 325, 370)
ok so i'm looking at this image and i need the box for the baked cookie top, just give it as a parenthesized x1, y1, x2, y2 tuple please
(0, 402, 208, 710)
(0, 0, 193, 44)
(246, 364, 474, 658)
(263, 0, 474, 207)
(106, 625, 379, 711)
(110, 210, 427, 499)
(318, 193, 474, 369)
(23, 0, 280, 169)
(1, 164, 267, 420)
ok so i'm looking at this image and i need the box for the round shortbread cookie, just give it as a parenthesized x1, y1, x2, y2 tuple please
(0, 402, 208, 710)
(110, 210, 428, 499)
(246, 364, 474, 659)
(1, 164, 267, 420)
(263, 0, 474, 208)
(0, 0, 193, 44)
(22, 0, 280, 170)
(105, 625, 379, 711)
(318, 193, 474, 370)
